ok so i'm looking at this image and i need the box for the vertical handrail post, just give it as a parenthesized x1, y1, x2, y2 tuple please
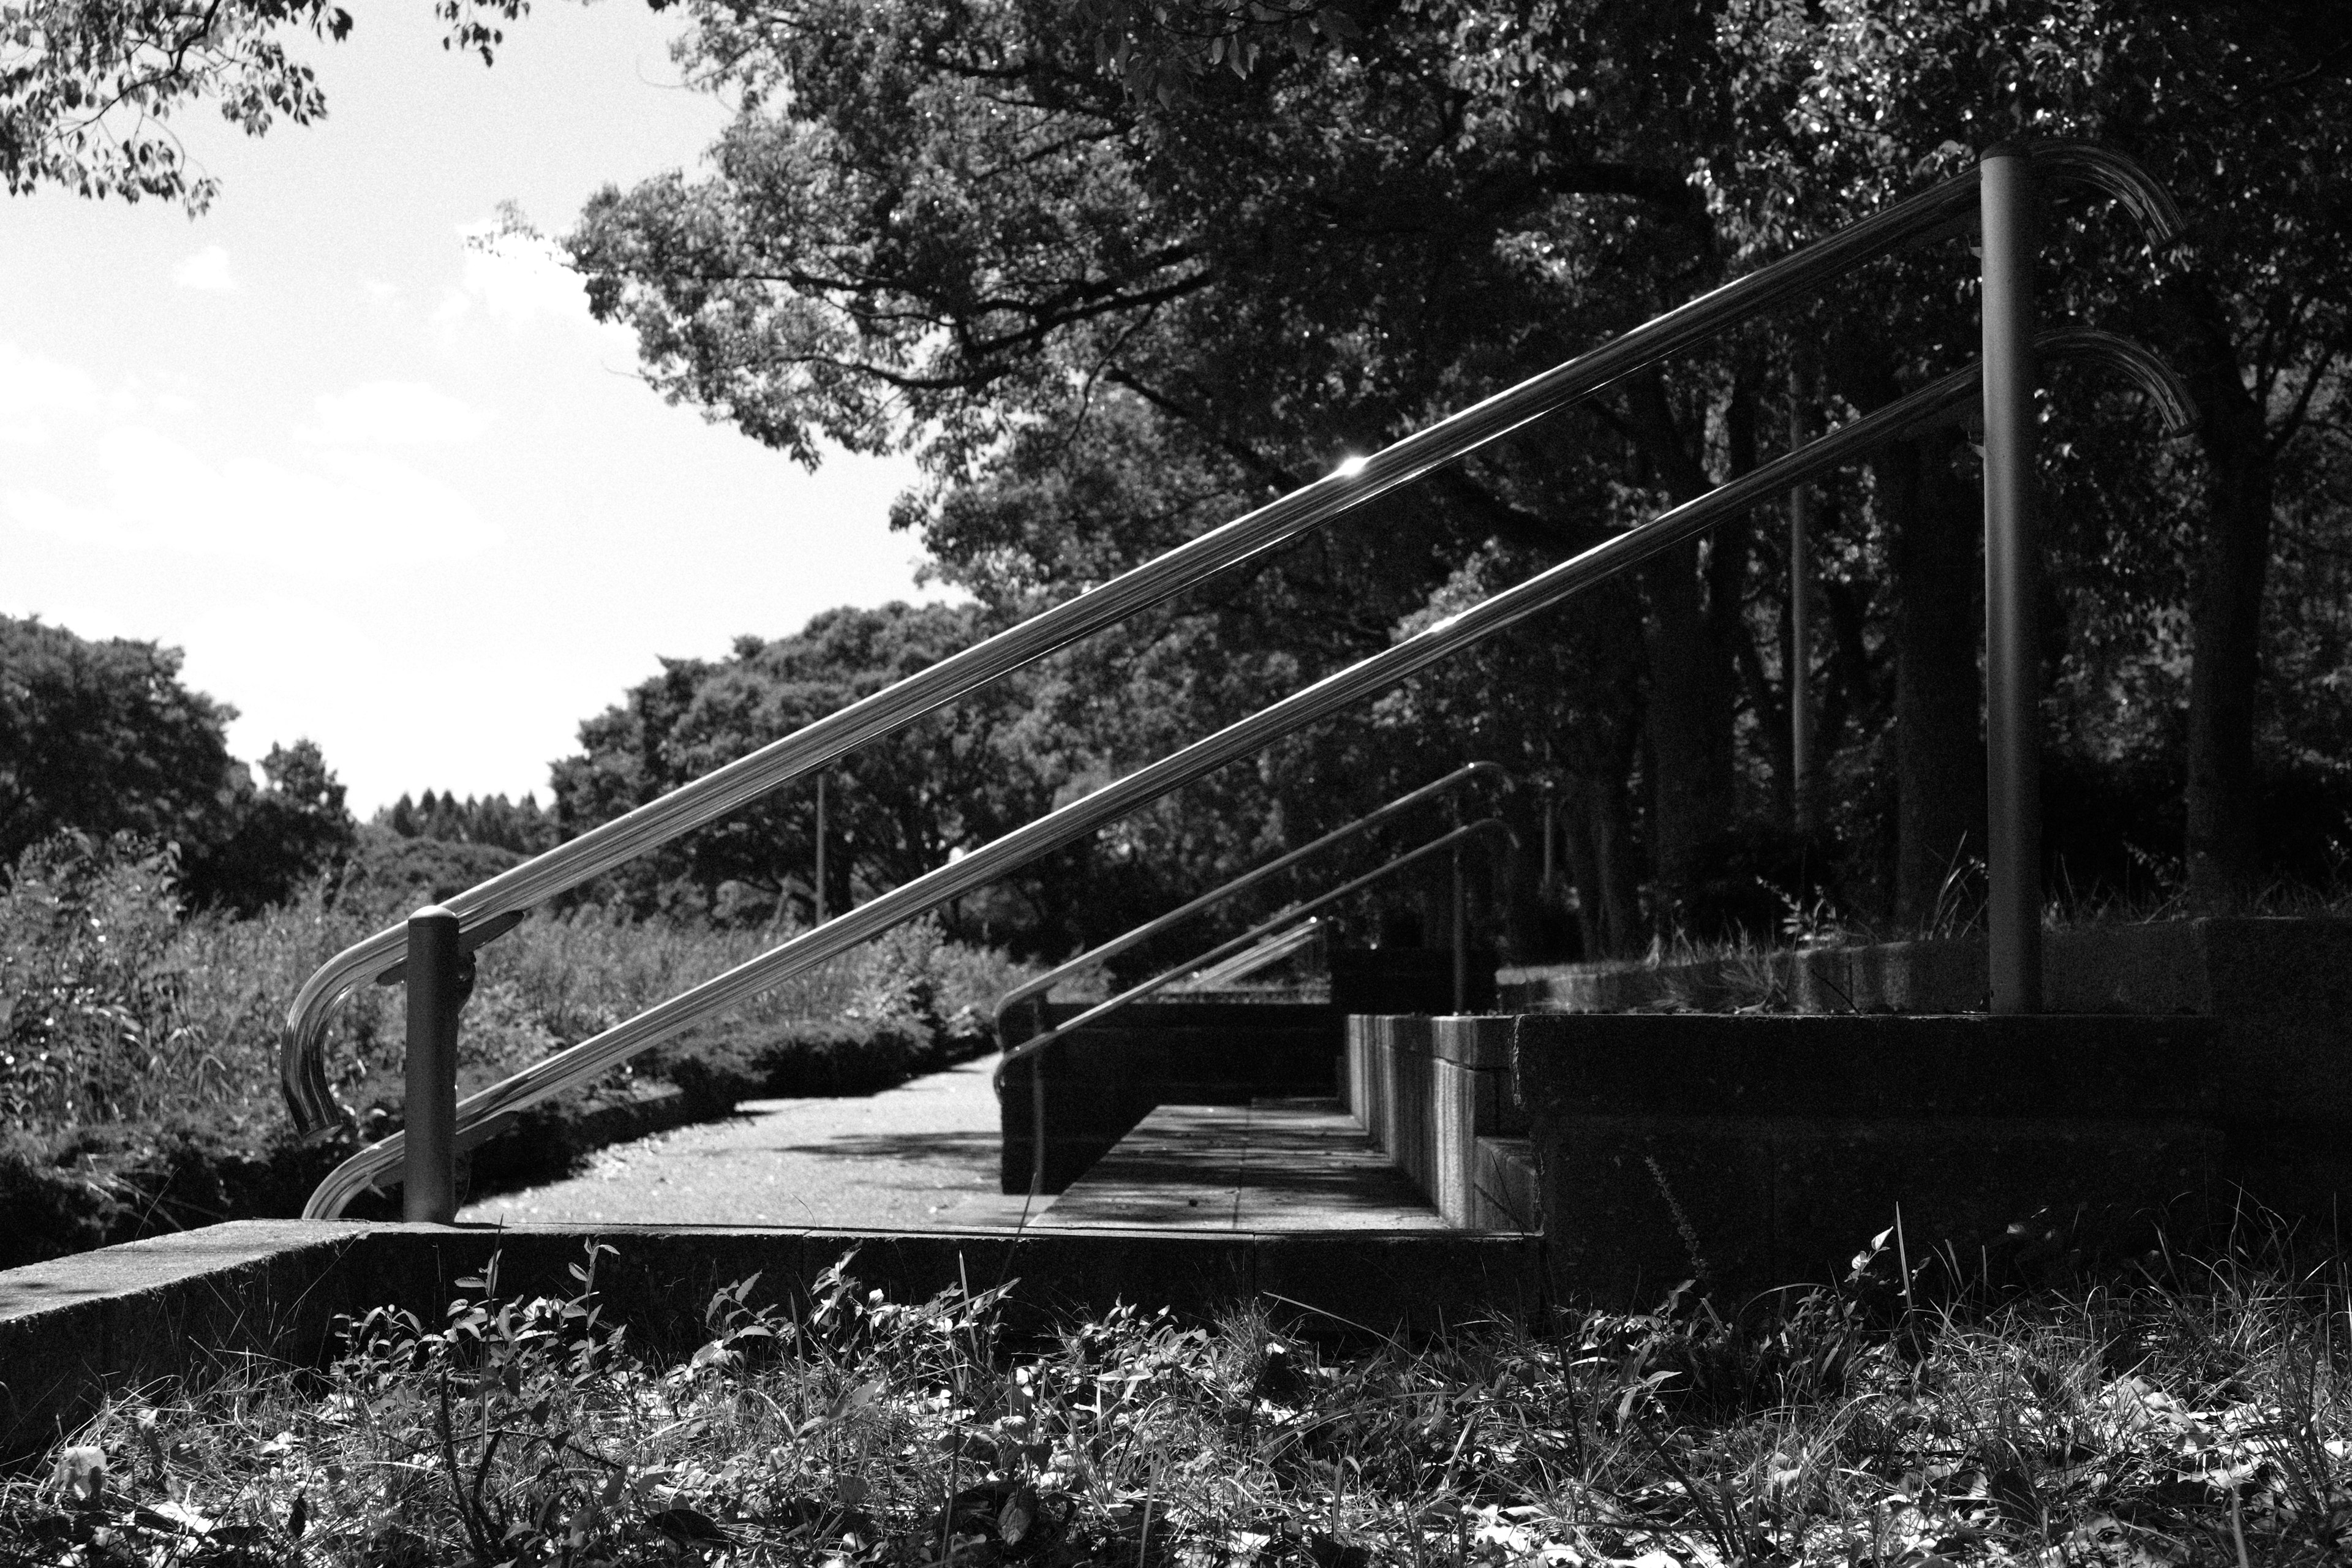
(1980, 148, 2043, 1014)
(1539, 779, 1557, 894)
(403, 905, 462, 1223)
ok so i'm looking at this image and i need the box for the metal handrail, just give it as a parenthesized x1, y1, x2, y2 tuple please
(990, 761, 1504, 1034)
(1001, 818, 1514, 1194)
(1171, 919, 1324, 992)
(996, 818, 1513, 1087)
(285, 145, 2157, 1137)
(301, 350, 2019, 1218)
(1001, 820, 1512, 1198)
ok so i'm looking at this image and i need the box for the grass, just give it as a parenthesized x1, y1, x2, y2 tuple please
(2, 832, 1038, 1143)
(6, 1237, 2348, 1566)
(0, 832, 1041, 1264)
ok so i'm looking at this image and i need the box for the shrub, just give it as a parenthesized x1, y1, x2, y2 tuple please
(10, 1240, 2349, 1567)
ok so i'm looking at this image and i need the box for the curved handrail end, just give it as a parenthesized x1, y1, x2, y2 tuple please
(2041, 328, 2199, 437)
(2025, 141, 2188, 251)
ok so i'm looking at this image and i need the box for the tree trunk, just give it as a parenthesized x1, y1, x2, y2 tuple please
(1624, 371, 1739, 892)
(2165, 278, 2275, 911)
(1877, 432, 1989, 929)
(1562, 770, 1642, 959)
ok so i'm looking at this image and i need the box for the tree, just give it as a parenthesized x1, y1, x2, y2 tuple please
(549, 602, 1074, 941)
(1711, 0, 2352, 910)
(2, 0, 524, 209)
(565, 0, 1751, 917)
(0, 614, 241, 865)
(0, 614, 356, 910)
(568, 0, 2352, 938)
(1372, 543, 1647, 957)
(374, 789, 557, 854)
(185, 737, 359, 913)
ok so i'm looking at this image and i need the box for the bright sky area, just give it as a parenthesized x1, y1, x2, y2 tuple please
(0, 0, 946, 815)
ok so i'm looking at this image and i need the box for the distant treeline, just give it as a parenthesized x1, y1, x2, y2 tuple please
(375, 790, 559, 857)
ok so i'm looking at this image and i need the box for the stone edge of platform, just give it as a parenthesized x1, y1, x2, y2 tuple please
(0, 1219, 1547, 1468)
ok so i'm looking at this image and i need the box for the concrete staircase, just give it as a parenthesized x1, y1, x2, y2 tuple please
(1341, 919, 2352, 1308)
(982, 919, 2349, 1311)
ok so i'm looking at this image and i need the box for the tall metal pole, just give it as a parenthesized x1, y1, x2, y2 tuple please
(1539, 780, 1557, 894)
(814, 771, 827, 926)
(1450, 838, 1468, 1014)
(1031, 1067, 1048, 1197)
(403, 905, 462, 1223)
(1789, 373, 1815, 837)
(1980, 148, 2043, 1014)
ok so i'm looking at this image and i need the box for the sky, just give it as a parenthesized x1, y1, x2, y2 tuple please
(0, 0, 946, 816)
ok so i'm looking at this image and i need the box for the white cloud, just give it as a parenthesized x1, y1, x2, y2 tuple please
(435, 225, 592, 330)
(6, 424, 499, 571)
(308, 380, 492, 447)
(172, 245, 235, 292)
(0, 340, 99, 442)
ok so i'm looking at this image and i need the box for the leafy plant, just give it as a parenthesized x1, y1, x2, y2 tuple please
(10, 1234, 2349, 1566)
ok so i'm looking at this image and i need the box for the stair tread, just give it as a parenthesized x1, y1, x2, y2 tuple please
(1035, 1099, 1447, 1232)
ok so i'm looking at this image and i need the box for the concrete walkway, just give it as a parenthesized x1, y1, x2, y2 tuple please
(459, 1057, 1052, 1231)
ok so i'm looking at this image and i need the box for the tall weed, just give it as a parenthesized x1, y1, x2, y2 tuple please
(10, 1240, 2347, 1565)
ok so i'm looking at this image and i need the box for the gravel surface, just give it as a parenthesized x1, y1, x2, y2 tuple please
(458, 1055, 1050, 1230)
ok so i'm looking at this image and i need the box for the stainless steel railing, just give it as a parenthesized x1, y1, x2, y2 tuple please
(1169, 919, 1324, 992)
(999, 818, 1512, 1082)
(295, 148, 2189, 1219)
(305, 351, 2020, 1218)
(995, 818, 1512, 1196)
(990, 761, 1504, 1036)
(284, 145, 2162, 1140)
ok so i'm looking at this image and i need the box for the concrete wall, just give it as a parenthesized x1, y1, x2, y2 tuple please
(1496, 918, 2352, 1223)
(1506, 1012, 2230, 1308)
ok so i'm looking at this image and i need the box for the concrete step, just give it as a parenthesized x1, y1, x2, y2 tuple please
(1038, 1099, 1449, 1232)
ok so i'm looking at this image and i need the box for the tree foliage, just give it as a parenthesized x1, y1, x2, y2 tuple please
(564, 0, 2352, 945)
(377, 788, 559, 856)
(0, 614, 356, 911)
(0, 0, 526, 209)
(548, 602, 1072, 935)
